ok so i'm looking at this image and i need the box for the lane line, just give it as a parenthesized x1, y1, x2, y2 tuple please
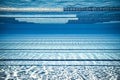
(0, 7, 63, 12)
(0, 59, 120, 61)
(0, 14, 76, 18)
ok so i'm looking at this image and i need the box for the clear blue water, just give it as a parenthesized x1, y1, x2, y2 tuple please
(0, 0, 120, 80)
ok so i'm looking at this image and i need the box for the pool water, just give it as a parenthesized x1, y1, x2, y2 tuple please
(0, 0, 120, 80)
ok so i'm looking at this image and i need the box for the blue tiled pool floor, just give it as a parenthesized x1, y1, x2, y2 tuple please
(0, 34, 120, 66)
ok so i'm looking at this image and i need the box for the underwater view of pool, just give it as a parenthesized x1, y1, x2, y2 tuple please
(0, 0, 120, 80)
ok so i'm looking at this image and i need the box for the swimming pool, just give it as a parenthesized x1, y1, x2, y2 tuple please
(0, 0, 120, 80)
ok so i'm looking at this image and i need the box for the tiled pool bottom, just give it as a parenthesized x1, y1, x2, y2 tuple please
(0, 34, 120, 80)
(0, 34, 120, 66)
(0, 66, 120, 80)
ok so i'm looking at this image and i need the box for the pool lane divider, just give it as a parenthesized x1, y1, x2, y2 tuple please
(0, 7, 120, 12)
